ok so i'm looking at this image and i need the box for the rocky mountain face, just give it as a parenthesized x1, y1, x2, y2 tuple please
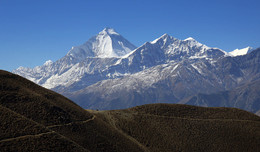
(180, 78, 260, 115)
(13, 28, 260, 114)
(69, 48, 260, 111)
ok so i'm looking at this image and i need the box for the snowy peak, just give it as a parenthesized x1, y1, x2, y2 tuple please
(144, 33, 226, 60)
(119, 33, 226, 71)
(159, 33, 171, 40)
(99, 27, 120, 36)
(151, 34, 204, 50)
(44, 60, 53, 66)
(66, 28, 136, 60)
(184, 37, 196, 41)
(182, 37, 204, 47)
(94, 28, 136, 58)
(229, 46, 253, 57)
(151, 33, 172, 44)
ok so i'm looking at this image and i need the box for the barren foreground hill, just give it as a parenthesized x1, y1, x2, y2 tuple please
(0, 70, 259, 152)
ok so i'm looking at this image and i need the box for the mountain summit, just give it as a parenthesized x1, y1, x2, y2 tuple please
(13, 28, 137, 89)
(228, 46, 253, 56)
(67, 27, 136, 60)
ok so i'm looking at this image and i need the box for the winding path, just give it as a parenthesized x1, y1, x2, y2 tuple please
(0, 131, 54, 143)
(47, 115, 96, 129)
(0, 115, 96, 143)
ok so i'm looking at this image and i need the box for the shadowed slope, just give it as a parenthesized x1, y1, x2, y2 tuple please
(0, 70, 145, 152)
(0, 70, 93, 126)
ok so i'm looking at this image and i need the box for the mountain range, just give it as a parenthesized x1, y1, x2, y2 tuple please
(13, 28, 260, 115)
(1, 70, 259, 151)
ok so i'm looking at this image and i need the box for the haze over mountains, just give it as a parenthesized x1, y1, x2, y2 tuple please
(13, 28, 260, 115)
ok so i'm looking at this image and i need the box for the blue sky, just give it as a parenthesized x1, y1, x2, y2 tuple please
(1, 0, 260, 71)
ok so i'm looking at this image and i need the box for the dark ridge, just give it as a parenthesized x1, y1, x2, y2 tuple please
(128, 103, 260, 121)
(0, 70, 93, 126)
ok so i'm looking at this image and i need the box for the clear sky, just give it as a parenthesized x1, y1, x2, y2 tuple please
(1, 0, 260, 71)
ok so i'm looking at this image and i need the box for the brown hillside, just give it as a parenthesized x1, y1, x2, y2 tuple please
(0, 70, 259, 151)
(0, 105, 88, 152)
(0, 70, 92, 126)
(94, 104, 260, 152)
(0, 70, 145, 151)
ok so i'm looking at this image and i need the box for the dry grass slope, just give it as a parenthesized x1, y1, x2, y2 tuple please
(93, 104, 260, 152)
(0, 105, 89, 152)
(0, 70, 93, 126)
(0, 70, 144, 152)
(1, 70, 259, 152)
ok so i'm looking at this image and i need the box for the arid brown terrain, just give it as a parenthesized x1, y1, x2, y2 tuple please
(1, 70, 259, 152)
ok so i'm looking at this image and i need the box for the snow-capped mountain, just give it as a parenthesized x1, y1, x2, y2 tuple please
(228, 46, 253, 56)
(67, 28, 136, 59)
(69, 48, 260, 111)
(14, 30, 226, 92)
(13, 28, 259, 114)
(59, 33, 226, 92)
(13, 28, 136, 89)
(106, 34, 226, 74)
